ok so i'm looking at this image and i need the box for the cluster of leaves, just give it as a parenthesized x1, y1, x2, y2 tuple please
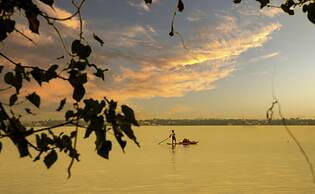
(0, 0, 53, 40)
(233, 0, 315, 25)
(0, 0, 139, 177)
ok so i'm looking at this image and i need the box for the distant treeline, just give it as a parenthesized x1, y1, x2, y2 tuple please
(139, 119, 315, 126)
(27, 119, 315, 127)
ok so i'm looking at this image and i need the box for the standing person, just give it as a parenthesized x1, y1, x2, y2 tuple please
(169, 130, 176, 145)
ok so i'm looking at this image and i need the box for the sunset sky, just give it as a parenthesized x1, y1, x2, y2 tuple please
(1, 0, 315, 120)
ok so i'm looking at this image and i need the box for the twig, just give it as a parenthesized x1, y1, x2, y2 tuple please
(14, 28, 37, 46)
(67, 114, 79, 179)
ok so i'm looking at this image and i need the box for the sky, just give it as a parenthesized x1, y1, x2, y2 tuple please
(1, 0, 315, 120)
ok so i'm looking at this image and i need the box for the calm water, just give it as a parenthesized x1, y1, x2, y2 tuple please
(1, 126, 315, 194)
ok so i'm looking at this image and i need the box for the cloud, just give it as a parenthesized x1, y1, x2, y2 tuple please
(86, 20, 281, 101)
(35, 0, 81, 29)
(128, 0, 160, 13)
(187, 9, 208, 22)
(245, 52, 280, 65)
(0, 10, 282, 108)
(97, 24, 159, 48)
(236, 4, 283, 18)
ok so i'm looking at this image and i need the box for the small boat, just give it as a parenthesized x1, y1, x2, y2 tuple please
(167, 138, 198, 145)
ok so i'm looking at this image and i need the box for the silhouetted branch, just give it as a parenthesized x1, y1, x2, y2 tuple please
(267, 99, 315, 183)
(14, 28, 37, 45)
(67, 116, 79, 179)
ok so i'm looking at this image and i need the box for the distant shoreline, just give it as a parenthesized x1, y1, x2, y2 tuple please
(26, 119, 315, 127)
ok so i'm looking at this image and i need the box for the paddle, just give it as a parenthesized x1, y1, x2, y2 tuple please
(158, 136, 170, 145)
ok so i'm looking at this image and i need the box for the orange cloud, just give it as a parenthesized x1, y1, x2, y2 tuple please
(35, 1, 81, 30)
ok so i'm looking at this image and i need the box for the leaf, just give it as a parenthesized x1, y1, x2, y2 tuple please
(39, 0, 54, 7)
(73, 85, 85, 102)
(177, 0, 184, 12)
(97, 140, 112, 159)
(144, 0, 152, 4)
(121, 105, 139, 126)
(9, 94, 17, 106)
(26, 92, 40, 108)
(94, 69, 105, 80)
(0, 141, 2, 153)
(71, 39, 81, 54)
(47, 64, 58, 73)
(61, 135, 72, 149)
(25, 108, 33, 114)
(307, 3, 315, 24)
(5, 19, 15, 33)
(113, 128, 127, 151)
(233, 0, 241, 3)
(85, 116, 104, 138)
(56, 98, 66, 111)
(4, 72, 15, 86)
(281, 4, 294, 15)
(44, 150, 58, 169)
(256, 0, 269, 9)
(69, 71, 87, 87)
(30, 68, 44, 85)
(65, 110, 74, 120)
(0, 65, 3, 74)
(93, 33, 104, 46)
(169, 25, 174, 37)
(16, 139, 29, 157)
(25, 8, 40, 34)
(70, 131, 77, 138)
(120, 123, 140, 147)
(78, 45, 92, 59)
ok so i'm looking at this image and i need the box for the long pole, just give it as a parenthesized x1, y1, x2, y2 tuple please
(158, 136, 170, 145)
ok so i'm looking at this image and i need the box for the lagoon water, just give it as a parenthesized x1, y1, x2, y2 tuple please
(1, 126, 315, 194)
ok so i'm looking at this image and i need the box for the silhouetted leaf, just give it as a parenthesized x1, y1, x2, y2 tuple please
(256, 0, 269, 9)
(30, 68, 44, 85)
(5, 19, 15, 33)
(0, 65, 3, 74)
(16, 139, 29, 157)
(71, 39, 81, 54)
(85, 116, 104, 138)
(97, 140, 112, 159)
(69, 149, 79, 160)
(26, 92, 40, 108)
(73, 85, 85, 102)
(57, 55, 64, 60)
(56, 98, 66, 111)
(70, 131, 77, 138)
(144, 0, 152, 4)
(169, 26, 174, 37)
(113, 128, 127, 151)
(4, 72, 15, 86)
(65, 110, 74, 120)
(94, 69, 105, 80)
(233, 0, 241, 3)
(78, 45, 92, 59)
(281, 4, 294, 15)
(93, 33, 104, 46)
(44, 150, 57, 169)
(25, 108, 33, 114)
(307, 3, 315, 24)
(121, 105, 139, 126)
(177, 0, 184, 12)
(69, 71, 87, 87)
(39, 0, 54, 7)
(120, 122, 140, 147)
(61, 135, 72, 149)
(9, 94, 17, 106)
(25, 7, 40, 34)
(0, 141, 2, 153)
